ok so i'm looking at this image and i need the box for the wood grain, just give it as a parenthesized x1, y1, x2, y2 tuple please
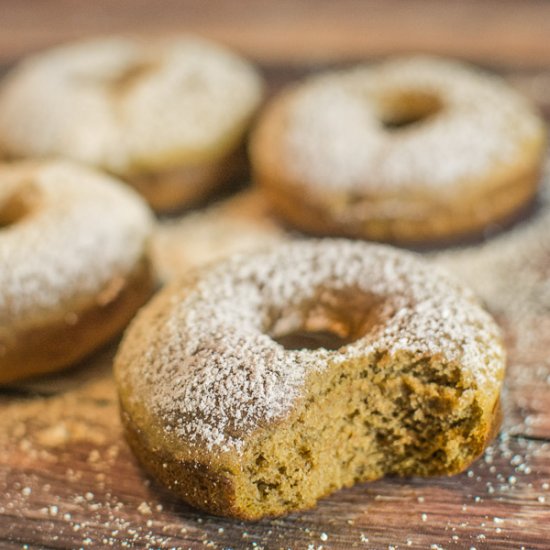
(1, 3, 550, 548)
(1, 340, 549, 549)
(0, 0, 550, 67)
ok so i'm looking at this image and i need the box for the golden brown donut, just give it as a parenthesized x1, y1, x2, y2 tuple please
(251, 56, 547, 244)
(0, 36, 264, 212)
(151, 189, 286, 282)
(115, 240, 505, 519)
(0, 160, 154, 384)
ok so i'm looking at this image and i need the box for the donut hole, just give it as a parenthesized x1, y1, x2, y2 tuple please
(0, 188, 33, 229)
(270, 290, 386, 351)
(273, 329, 350, 351)
(76, 60, 158, 96)
(108, 61, 157, 95)
(379, 90, 442, 130)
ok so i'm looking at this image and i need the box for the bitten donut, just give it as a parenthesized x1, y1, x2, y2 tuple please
(0, 36, 263, 212)
(0, 160, 154, 384)
(115, 240, 505, 519)
(251, 56, 546, 244)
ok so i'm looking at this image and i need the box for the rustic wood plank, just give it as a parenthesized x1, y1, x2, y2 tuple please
(0, 0, 550, 67)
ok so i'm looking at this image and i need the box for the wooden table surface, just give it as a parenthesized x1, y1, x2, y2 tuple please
(1, 0, 550, 67)
(1, 2, 550, 549)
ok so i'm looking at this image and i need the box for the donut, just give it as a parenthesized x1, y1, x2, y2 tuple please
(115, 240, 505, 519)
(0, 36, 263, 212)
(152, 189, 286, 282)
(0, 160, 154, 384)
(251, 56, 546, 244)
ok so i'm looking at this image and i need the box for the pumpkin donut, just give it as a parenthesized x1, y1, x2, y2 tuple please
(251, 56, 546, 244)
(0, 160, 154, 383)
(0, 36, 263, 212)
(115, 239, 505, 519)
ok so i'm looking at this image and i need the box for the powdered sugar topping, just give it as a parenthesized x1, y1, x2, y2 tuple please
(117, 240, 504, 453)
(284, 56, 544, 195)
(0, 36, 263, 174)
(0, 161, 153, 328)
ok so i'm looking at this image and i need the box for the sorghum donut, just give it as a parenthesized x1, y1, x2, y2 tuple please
(151, 190, 286, 282)
(0, 36, 263, 212)
(115, 239, 505, 519)
(251, 56, 546, 244)
(0, 160, 154, 383)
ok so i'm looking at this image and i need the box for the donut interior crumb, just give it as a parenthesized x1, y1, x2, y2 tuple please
(232, 348, 487, 518)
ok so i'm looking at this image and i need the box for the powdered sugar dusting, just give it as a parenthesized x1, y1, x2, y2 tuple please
(284, 56, 544, 196)
(0, 160, 153, 329)
(117, 240, 504, 453)
(0, 36, 263, 175)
